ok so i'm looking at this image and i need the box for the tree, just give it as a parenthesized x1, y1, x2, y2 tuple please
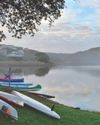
(35, 52, 50, 63)
(0, 0, 65, 41)
(34, 66, 50, 76)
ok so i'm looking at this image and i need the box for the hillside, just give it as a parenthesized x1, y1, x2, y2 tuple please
(47, 47, 100, 65)
(0, 44, 50, 66)
(0, 44, 100, 66)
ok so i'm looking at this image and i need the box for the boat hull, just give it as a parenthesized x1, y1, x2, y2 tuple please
(12, 91, 60, 119)
(0, 82, 32, 85)
(0, 99, 18, 120)
(0, 91, 24, 106)
(0, 78, 24, 82)
(0, 84, 42, 91)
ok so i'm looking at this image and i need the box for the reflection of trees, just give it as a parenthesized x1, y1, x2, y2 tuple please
(0, 0, 65, 41)
(0, 66, 50, 76)
(34, 66, 50, 76)
(35, 52, 50, 63)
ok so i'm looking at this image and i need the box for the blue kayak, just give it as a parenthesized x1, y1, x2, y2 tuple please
(0, 82, 32, 85)
(0, 84, 35, 88)
(0, 78, 24, 82)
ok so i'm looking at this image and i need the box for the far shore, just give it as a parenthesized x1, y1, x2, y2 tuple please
(0, 61, 52, 67)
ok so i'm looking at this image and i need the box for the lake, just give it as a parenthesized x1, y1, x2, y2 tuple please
(23, 65, 100, 112)
(1, 65, 100, 112)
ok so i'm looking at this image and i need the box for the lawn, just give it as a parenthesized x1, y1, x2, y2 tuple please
(0, 90, 100, 125)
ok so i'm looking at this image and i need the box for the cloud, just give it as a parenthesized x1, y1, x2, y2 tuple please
(55, 8, 77, 24)
(91, 0, 100, 7)
(79, 0, 100, 8)
(44, 24, 97, 40)
(2, 0, 100, 53)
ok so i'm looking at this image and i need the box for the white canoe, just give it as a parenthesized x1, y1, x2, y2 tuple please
(0, 99, 18, 120)
(12, 91, 60, 119)
(0, 91, 24, 106)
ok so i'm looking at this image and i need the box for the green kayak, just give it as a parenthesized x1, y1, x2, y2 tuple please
(0, 84, 42, 91)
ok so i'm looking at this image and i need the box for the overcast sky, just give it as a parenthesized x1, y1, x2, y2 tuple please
(3, 0, 100, 53)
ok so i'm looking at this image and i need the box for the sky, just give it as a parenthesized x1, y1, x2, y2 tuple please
(2, 0, 100, 53)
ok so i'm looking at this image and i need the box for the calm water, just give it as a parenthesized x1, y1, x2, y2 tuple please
(22, 66, 100, 112)
(1, 66, 100, 112)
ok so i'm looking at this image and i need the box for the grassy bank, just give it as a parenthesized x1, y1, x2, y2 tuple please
(0, 90, 100, 125)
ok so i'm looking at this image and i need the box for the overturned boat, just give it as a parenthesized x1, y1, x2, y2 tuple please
(0, 91, 24, 106)
(12, 91, 60, 119)
(0, 99, 18, 120)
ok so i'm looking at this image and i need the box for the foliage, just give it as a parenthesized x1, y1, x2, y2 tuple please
(34, 66, 50, 76)
(35, 52, 50, 63)
(0, 0, 65, 41)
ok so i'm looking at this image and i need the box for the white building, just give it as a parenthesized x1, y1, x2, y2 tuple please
(7, 50, 24, 58)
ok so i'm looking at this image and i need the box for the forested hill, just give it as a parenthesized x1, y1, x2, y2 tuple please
(0, 44, 100, 66)
(47, 47, 100, 65)
(0, 44, 49, 63)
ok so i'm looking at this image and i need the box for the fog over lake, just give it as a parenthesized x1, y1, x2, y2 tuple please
(0, 65, 100, 112)
(23, 66, 100, 112)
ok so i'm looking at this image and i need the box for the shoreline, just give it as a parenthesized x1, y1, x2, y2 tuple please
(0, 89, 100, 125)
(0, 61, 52, 67)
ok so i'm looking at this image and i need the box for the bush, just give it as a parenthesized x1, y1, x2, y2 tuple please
(35, 52, 50, 63)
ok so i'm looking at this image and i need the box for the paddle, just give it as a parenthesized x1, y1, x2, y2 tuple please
(2, 67, 12, 81)
(51, 104, 55, 111)
(3, 73, 10, 79)
(28, 92, 55, 99)
(2, 68, 12, 87)
(8, 68, 11, 87)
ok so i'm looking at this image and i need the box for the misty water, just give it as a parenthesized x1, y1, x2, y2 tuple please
(1, 65, 100, 112)
(24, 65, 100, 112)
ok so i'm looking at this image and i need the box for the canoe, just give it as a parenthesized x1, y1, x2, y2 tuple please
(0, 91, 24, 106)
(0, 99, 18, 120)
(0, 82, 32, 86)
(0, 84, 42, 91)
(29, 92, 55, 99)
(13, 84, 42, 91)
(0, 78, 24, 82)
(0, 84, 39, 88)
(12, 91, 60, 119)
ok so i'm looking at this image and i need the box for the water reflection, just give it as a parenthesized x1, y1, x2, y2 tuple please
(1, 65, 100, 112)
(0, 65, 51, 76)
(54, 66, 100, 78)
(33, 67, 50, 77)
(72, 66, 100, 77)
(24, 66, 100, 112)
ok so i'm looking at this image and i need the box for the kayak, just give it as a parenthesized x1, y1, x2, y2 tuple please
(0, 91, 24, 106)
(0, 84, 39, 88)
(0, 99, 18, 120)
(0, 78, 24, 82)
(12, 91, 60, 119)
(29, 92, 55, 99)
(0, 82, 33, 86)
(0, 84, 42, 91)
(13, 84, 42, 91)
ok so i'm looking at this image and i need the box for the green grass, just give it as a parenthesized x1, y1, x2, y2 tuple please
(0, 90, 100, 125)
